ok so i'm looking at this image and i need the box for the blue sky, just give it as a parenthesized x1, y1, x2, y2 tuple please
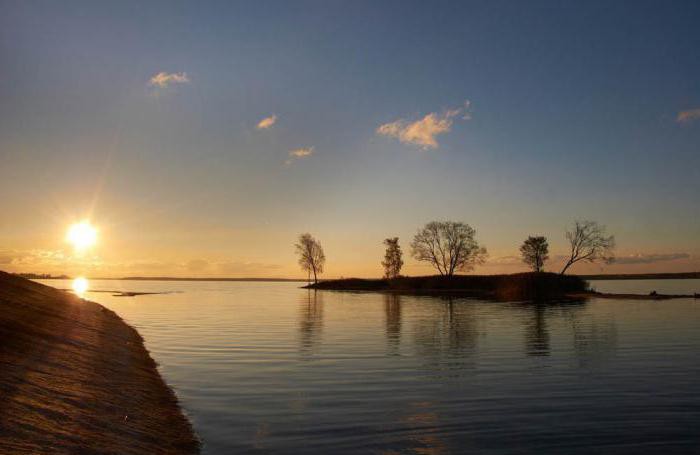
(1, 0, 699, 277)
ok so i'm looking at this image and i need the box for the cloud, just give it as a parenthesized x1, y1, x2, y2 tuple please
(0, 249, 103, 274)
(0, 251, 17, 264)
(461, 100, 472, 120)
(216, 261, 282, 275)
(484, 255, 522, 266)
(257, 114, 277, 130)
(677, 109, 700, 123)
(613, 253, 690, 265)
(377, 100, 471, 149)
(148, 72, 190, 88)
(285, 146, 315, 165)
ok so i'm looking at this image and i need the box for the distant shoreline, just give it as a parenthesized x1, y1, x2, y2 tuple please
(305, 273, 698, 301)
(19, 271, 700, 282)
(579, 272, 700, 280)
(25, 275, 308, 282)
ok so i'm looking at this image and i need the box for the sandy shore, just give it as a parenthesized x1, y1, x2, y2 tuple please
(0, 271, 199, 454)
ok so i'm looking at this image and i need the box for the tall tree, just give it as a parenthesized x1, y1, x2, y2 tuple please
(410, 221, 487, 276)
(295, 233, 325, 283)
(382, 237, 403, 279)
(560, 220, 615, 274)
(520, 236, 549, 272)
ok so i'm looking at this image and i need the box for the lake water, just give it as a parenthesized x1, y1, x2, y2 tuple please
(38, 279, 700, 454)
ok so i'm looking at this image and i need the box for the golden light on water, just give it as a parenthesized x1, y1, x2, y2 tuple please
(66, 221, 97, 251)
(72, 277, 89, 296)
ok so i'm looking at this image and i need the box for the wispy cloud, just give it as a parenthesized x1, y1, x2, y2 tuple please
(377, 100, 471, 149)
(257, 114, 277, 130)
(285, 146, 315, 165)
(185, 259, 281, 275)
(216, 260, 282, 275)
(148, 72, 190, 89)
(677, 108, 700, 123)
(461, 100, 473, 120)
(483, 255, 522, 267)
(0, 248, 102, 273)
(613, 253, 690, 265)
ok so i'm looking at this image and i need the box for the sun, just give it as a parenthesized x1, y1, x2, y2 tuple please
(66, 221, 98, 251)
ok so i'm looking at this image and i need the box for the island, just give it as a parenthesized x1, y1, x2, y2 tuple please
(304, 272, 698, 301)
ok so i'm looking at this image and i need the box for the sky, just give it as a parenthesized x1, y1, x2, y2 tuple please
(1, 0, 699, 278)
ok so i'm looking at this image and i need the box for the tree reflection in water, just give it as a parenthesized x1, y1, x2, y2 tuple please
(525, 304, 551, 356)
(298, 290, 324, 357)
(384, 293, 402, 356)
(513, 299, 617, 364)
(413, 297, 478, 374)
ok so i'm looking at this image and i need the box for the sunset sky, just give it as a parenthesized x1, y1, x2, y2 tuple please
(2, 0, 699, 278)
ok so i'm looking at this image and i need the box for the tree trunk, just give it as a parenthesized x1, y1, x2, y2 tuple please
(560, 260, 573, 275)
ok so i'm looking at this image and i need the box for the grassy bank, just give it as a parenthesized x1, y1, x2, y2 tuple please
(306, 272, 589, 301)
(0, 271, 199, 454)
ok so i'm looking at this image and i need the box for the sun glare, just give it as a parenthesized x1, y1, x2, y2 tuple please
(67, 221, 97, 251)
(72, 277, 89, 296)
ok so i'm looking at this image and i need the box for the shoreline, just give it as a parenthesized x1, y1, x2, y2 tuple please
(568, 291, 697, 301)
(304, 274, 698, 301)
(301, 287, 696, 301)
(0, 271, 199, 454)
(304, 273, 588, 301)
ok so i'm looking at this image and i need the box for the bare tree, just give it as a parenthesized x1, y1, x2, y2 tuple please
(520, 236, 549, 272)
(560, 220, 615, 274)
(295, 233, 325, 284)
(410, 221, 487, 276)
(382, 237, 403, 279)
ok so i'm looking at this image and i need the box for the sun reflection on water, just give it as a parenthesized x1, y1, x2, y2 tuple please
(72, 277, 89, 296)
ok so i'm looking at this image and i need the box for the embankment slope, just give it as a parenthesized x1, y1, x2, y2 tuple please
(0, 271, 199, 454)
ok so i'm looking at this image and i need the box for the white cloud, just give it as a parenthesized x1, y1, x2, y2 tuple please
(286, 146, 315, 165)
(462, 100, 473, 120)
(289, 147, 314, 158)
(257, 114, 277, 130)
(376, 100, 471, 149)
(148, 72, 190, 88)
(677, 108, 700, 124)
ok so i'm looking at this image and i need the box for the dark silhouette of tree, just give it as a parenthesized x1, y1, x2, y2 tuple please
(295, 233, 325, 283)
(520, 236, 549, 272)
(410, 221, 487, 276)
(381, 237, 404, 279)
(560, 220, 615, 274)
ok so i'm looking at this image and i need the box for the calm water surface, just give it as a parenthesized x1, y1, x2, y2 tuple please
(40, 279, 700, 454)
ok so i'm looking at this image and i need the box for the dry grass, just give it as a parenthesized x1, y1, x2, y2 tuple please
(0, 271, 199, 454)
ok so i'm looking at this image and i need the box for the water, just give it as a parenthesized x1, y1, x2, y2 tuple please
(589, 278, 700, 295)
(38, 279, 700, 454)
